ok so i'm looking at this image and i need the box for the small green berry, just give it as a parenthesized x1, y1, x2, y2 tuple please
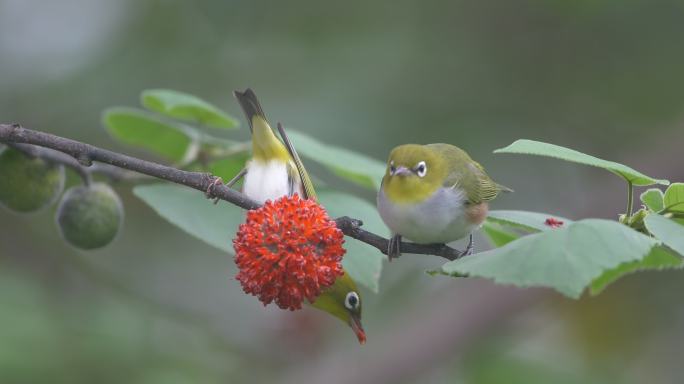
(0, 147, 65, 213)
(56, 183, 123, 250)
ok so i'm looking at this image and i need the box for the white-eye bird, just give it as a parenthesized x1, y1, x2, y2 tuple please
(377, 143, 511, 259)
(231, 89, 310, 203)
(231, 89, 366, 343)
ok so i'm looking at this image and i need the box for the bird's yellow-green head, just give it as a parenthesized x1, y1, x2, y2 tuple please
(382, 143, 510, 208)
(382, 144, 454, 204)
(311, 271, 365, 344)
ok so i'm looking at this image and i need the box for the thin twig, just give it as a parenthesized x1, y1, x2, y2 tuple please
(7, 142, 151, 185)
(89, 162, 153, 182)
(0, 123, 467, 261)
(8, 142, 92, 185)
(334, 217, 467, 261)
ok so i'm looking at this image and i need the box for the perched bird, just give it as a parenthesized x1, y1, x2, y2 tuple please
(231, 89, 365, 343)
(377, 143, 511, 259)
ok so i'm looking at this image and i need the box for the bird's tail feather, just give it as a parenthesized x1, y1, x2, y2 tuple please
(497, 183, 514, 193)
(233, 88, 266, 132)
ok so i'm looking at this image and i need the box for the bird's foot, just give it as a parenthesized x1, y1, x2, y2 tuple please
(208, 168, 248, 205)
(460, 234, 475, 257)
(205, 176, 223, 204)
(387, 234, 402, 262)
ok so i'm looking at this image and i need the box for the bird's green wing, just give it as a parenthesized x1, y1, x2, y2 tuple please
(277, 123, 318, 201)
(464, 161, 503, 203)
(430, 144, 509, 204)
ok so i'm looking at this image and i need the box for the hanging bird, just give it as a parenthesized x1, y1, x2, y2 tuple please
(229, 89, 309, 203)
(377, 143, 512, 260)
(230, 88, 366, 344)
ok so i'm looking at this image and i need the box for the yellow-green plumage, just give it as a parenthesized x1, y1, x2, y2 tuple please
(234, 89, 291, 162)
(234, 90, 301, 204)
(378, 143, 510, 257)
(382, 144, 510, 204)
(250, 115, 291, 163)
(310, 272, 364, 343)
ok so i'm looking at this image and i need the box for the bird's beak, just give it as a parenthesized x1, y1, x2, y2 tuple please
(350, 314, 366, 345)
(393, 166, 411, 177)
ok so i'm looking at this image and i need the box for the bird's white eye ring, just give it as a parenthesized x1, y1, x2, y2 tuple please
(345, 291, 360, 310)
(389, 161, 396, 176)
(415, 161, 427, 177)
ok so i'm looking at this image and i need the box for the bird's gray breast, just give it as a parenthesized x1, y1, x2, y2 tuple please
(377, 187, 474, 244)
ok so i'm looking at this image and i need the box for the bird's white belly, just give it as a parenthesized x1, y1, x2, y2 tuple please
(243, 160, 300, 204)
(377, 187, 475, 244)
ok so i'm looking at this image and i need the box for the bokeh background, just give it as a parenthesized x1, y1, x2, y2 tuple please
(2, 0, 684, 383)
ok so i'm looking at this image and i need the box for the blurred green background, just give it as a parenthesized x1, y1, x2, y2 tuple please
(2, 0, 684, 383)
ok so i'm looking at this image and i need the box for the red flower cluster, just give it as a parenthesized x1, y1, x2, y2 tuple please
(233, 194, 345, 310)
(544, 217, 564, 228)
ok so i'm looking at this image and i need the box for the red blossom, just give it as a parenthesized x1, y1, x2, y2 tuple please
(233, 194, 345, 310)
(544, 217, 564, 228)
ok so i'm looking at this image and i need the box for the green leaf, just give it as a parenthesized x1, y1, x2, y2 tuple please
(285, 130, 387, 190)
(663, 182, 684, 213)
(494, 139, 669, 186)
(640, 188, 664, 212)
(207, 153, 250, 182)
(481, 222, 519, 247)
(645, 213, 684, 256)
(590, 246, 683, 295)
(141, 89, 238, 130)
(318, 190, 386, 293)
(439, 219, 657, 298)
(133, 184, 243, 252)
(487, 210, 573, 232)
(103, 107, 199, 164)
(199, 135, 247, 153)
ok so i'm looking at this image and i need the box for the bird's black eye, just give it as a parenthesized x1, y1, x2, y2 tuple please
(345, 291, 359, 310)
(389, 161, 396, 175)
(415, 161, 427, 177)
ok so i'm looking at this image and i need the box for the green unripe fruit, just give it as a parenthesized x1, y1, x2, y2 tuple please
(56, 183, 123, 250)
(0, 147, 65, 213)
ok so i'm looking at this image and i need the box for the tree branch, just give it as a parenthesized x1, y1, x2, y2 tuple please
(0, 123, 468, 261)
(7, 141, 150, 185)
(333, 216, 466, 260)
(7, 142, 92, 185)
